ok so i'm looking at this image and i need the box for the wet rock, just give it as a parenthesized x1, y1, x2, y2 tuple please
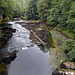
(1, 57, 11, 64)
(0, 51, 17, 64)
(9, 52, 16, 61)
(52, 68, 75, 75)
(0, 27, 16, 48)
(65, 71, 75, 75)
(60, 61, 75, 70)
(52, 61, 75, 75)
(52, 69, 65, 75)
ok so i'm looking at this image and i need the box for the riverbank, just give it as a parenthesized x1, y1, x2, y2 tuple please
(51, 32, 75, 75)
(0, 24, 16, 48)
(54, 27, 75, 40)
(0, 22, 16, 75)
(44, 23, 75, 74)
(1, 20, 74, 75)
(6, 20, 52, 75)
(18, 20, 75, 75)
(16, 21, 68, 62)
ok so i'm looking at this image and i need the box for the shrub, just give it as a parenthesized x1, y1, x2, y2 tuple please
(64, 39, 75, 61)
(22, 17, 27, 20)
(68, 50, 75, 61)
(64, 39, 75, 52)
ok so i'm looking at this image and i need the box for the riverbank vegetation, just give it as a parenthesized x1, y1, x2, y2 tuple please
(0, 0, 26, 19)
(0, 64, 7, 75)
(0, 0, 75, 69)
(64, 39, 75, 61)
(0, 0, 26, 42)
(24, 0, 75, 61)
(0, 0, 75, 39)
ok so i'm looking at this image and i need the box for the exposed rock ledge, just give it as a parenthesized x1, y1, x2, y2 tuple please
(52, 61, 75, 75)
(52, 68, 75, 75)
(60, 61, 75, 70)
(0, 50, 17, 64)
(0, 27, 16, 48)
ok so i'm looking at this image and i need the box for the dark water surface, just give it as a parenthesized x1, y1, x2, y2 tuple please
(1, 20, 57, 75)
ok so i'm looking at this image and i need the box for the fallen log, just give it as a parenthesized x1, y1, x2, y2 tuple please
(30, 30, 45, 45)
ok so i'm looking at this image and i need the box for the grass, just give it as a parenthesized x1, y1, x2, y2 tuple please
(50, 30, 69, 66)
(43, 23, 69, 66)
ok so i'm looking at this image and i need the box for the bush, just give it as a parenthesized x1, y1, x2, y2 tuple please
(22, 17, 27, 20)
(64, 39, 75, 61)
(64, 39, 75, 52)
(68, 50, 75, 61)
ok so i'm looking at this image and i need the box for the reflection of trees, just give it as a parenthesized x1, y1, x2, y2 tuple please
(38, 44, 49, 53)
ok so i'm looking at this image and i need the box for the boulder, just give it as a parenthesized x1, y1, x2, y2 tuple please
(0, 51, 17, 64)
(52, 69, 65, 75)
(60, 61, 75, 70)
(36, 30, 48, 42)
(52, 68, 75, 75)
(1, 57, 11, 64)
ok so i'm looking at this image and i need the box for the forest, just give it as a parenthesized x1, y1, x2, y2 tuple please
(0, 0, 75, 62)
(0, 0, 75, 75)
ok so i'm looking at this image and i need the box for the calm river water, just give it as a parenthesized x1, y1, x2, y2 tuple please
(1, 20, 58, 75)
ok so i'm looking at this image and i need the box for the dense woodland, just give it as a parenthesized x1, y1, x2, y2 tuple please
(0, 0, 75, 61)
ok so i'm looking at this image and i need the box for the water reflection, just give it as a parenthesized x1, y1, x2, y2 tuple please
(8, 45, 51, 75)
(38, 44, 48, 53)
(0, 20, 58, 75)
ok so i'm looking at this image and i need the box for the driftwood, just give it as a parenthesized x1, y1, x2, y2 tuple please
(30, 30, 45, 45)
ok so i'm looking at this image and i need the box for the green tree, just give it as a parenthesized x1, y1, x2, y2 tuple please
(64, 39, 75, 61)
(37, 0, 51, 21)
(25, 0, 39, 20)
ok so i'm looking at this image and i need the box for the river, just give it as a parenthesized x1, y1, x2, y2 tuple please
(1, 20, 58, 75)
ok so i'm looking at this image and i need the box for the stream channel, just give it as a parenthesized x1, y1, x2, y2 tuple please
(1, 20, 58, 75)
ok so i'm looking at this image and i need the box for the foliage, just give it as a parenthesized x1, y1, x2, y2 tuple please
(0, 0, 26, 19)
(21, 17, 27, 20)
(25, 0, 39, 20)
(68, 50, 75, 61)
(37, 0, 51, 21)
(64, 39, 75, 61)
(47, 0, 75, 33)
(37, 0, 75, 34)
